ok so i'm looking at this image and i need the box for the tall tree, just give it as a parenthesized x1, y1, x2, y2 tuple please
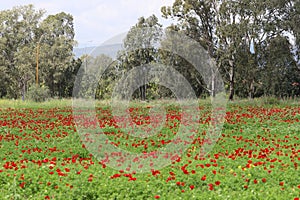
(161, 0, 219, 97)
(0, 5, 77, 99)
(118, 15, 162, 100)
(39, 12, 76, 97)
(161, 0, 299, 100)
(0, 5, 44, 99)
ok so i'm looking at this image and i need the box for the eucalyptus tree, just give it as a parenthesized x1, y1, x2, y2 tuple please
(39, 12, 76, 97)
(161, 0, 299, 100)
(0, 5, 77, 99)
(161, 0, 220, 97)
(0, 5, 44, 99)
(118, 15, 162, 100)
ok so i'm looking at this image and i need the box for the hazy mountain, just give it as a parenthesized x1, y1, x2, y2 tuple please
(73, 43, 123, 59)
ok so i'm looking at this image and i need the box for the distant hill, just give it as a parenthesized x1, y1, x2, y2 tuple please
(73, 43, 123, 59)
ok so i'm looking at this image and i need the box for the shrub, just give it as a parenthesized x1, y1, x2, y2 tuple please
(26, 85, 50, 102)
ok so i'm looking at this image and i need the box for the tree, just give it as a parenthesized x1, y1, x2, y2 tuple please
(161, 0, 219, 97)
(0, 5, 44, 99)
(39, 12, 76, 97)
(117, 15, 162, 100)
(261, 35, 299, 97)
(77, 54, 114, 99)
(0, 5, 77, 99)
(161, 0, 299, 100)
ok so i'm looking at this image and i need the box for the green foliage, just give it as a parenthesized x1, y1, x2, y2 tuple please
(1, 2, 300, 101)
(162, 0, 300, 100)
(0, 5, 77, 100)
(117, 15, 162, 101)
(26, 85, 50, 102)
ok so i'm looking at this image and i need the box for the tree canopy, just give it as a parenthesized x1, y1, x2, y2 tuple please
(0, 2, 299, 101)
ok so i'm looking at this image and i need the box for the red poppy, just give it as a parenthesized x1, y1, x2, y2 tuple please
(110, 173, 121, 179)
(77, 170, 82, 175)
(262, 178, 267, 183)
(190, 185, 195, 190)
(279, 182, 284, 186)
(19, 182, 25, 188)
(129, 177, 137, 181)
(154, 195, 160, 199)
(208, 184, 214, 190)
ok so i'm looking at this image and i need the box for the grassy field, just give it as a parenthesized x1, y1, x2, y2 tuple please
(0, 98, 299, 199)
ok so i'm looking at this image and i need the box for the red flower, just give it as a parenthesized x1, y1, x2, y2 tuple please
(151, 169, 161, 176)
(279, 182, 284, 186)
(294, 198, 299, 200)
(262, 178, 267, 183)
(208, 183, 214, 190)
(190, 185, 195, 190)
(215, 181, 221, 186)
(253, 179, 258, 184)
(129, 177, 137, 181)
(154, 195, 160, 199)
(19, 182, 25, 188)
(110, 173, 121, 179)
(169, 171, 175, 176)
(201, 175, 206, 181)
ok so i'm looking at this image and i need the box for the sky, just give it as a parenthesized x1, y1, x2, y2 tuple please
(1, 0, 174, 47)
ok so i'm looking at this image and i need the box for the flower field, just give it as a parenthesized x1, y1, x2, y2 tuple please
(0, 100, 299, 199)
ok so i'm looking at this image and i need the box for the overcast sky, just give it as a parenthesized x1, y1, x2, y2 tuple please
(1, 0, 174, 47)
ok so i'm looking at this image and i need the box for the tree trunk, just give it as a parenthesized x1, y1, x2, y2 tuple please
(228, 61, 235, 101)
(22, 82, 25, 101)
(211, 72, 216, 98)
(249, 80, 254, 99)
(139, 86, 145, 101)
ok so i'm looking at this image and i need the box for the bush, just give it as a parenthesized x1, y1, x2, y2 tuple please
(26, 85, 50, 102)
